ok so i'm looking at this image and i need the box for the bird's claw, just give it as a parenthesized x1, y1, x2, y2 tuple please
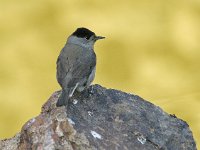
(88, 86, 94, 96)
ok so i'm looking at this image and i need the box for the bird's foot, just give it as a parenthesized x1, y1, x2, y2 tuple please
(88, 86, 94, 96)
(81, 87, 94, 98)
(85, 86, 94, 98)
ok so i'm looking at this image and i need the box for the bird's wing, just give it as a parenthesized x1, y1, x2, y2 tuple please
(56, 44, 96, 88)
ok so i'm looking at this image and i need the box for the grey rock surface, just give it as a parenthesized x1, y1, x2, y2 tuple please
(0, 85, 197, 150)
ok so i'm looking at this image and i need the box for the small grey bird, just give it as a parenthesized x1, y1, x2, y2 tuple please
(56, 27, 105, 107)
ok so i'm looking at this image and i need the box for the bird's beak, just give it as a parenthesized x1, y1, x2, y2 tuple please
(95, 36, 105, 41)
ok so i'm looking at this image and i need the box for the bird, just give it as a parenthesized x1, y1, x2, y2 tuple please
(56, 27, 105, 107)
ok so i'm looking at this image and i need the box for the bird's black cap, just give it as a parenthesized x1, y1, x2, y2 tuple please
(72, 27, 95, 40)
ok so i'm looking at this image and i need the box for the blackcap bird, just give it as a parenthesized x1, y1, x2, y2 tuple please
(56, 27, 105, 107)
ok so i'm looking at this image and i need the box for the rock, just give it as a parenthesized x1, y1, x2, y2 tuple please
(0, 85, 197, 150)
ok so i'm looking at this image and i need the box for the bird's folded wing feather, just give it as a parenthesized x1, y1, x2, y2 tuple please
(56, 44, 96, 88)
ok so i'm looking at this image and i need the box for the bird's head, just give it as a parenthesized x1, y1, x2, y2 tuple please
(67, 27, 105, 48)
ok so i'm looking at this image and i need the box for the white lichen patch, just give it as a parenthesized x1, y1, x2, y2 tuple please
(88, 111, 93, 116)
(137, 135, 146, 144)
(67, 118, 75, 125)
(73, 99, 78, 104)
(91, 130, 102, 139)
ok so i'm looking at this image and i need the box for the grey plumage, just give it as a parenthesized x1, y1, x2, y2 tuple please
(56, 28, 104, 107)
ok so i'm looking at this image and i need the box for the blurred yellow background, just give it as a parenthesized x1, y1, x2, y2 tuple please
(0, 0, 199, 148)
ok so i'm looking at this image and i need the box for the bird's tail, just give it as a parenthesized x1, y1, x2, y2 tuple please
(56, 89, 69, 107)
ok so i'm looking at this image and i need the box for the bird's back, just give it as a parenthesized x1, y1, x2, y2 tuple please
(56, 43, 96, 88)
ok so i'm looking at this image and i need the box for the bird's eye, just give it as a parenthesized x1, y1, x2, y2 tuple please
(85, 36, 90, 40)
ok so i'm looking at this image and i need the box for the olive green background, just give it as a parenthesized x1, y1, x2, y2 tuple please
(0, 0, 199, 148)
